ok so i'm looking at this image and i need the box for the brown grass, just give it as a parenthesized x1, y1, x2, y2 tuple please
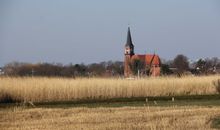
(0, 106, 220, 130)
(0, 75, 219, 103)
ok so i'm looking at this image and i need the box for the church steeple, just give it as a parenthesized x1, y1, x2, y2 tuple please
(124, 27, 134, 56)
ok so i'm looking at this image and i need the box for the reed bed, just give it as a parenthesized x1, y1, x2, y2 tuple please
(0, 75, 219, 103)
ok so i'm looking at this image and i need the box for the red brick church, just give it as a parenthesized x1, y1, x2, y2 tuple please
(124, 27, 161, 77)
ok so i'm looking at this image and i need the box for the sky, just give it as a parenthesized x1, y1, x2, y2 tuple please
(0, 0, 220, 66)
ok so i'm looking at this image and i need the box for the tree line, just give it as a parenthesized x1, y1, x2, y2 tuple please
(2, 61, 124, 77)
(1, 55, 220, 77)
(162, 55, 220, 76)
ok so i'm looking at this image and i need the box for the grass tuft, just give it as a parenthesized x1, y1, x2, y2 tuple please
(211, 116, 220, 129)
(213, 79, 220, 94)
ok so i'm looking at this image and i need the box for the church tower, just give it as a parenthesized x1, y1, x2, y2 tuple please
(124, 27, 134, 77)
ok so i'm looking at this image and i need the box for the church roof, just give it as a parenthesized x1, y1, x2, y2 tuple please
(131, 54, 161, 66)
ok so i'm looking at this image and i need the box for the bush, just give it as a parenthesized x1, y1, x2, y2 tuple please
(0, 93, 19, 103)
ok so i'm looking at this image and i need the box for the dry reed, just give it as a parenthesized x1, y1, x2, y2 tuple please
(0, 75, 219, 102)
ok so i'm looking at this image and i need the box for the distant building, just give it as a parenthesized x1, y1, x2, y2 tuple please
(124, 27, 161, 77)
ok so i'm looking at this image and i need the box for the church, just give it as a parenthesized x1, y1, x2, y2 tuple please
(124, 27, 161, 77)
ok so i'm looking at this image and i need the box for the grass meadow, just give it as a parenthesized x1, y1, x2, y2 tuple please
(0, 75, 219, 103)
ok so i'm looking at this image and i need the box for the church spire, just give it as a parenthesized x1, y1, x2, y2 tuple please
(125, 27, 134, 47)
(124, 27, 134, 56)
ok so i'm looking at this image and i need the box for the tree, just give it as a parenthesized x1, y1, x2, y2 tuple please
(173, 54, 189, 75)
(196, 59, 206, 74)
(161, 64, 173, 75)
(88, 63, 105, 76)
(74, 64, 88, 76)
(106, 61, 124, 76)
(129, 59, 145, 75)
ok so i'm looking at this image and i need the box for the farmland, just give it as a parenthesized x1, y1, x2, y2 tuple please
(1, 106, 220, 130)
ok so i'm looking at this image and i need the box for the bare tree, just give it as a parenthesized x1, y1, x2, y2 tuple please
(173, 54, 189, 75)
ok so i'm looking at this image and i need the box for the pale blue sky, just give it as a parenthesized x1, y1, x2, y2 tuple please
(1, 0, 220, 66)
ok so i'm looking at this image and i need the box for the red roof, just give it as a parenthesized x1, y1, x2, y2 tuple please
(131, 54, 161, 65)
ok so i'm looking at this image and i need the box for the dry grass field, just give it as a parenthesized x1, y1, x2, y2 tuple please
(1, 75, 220, 130)
(0, 75, 220, 102)
(0, 106, 220, 130)
(0, 75, 219, 103)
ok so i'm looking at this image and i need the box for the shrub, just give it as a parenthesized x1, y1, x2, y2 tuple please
(0, 93, 18, 103)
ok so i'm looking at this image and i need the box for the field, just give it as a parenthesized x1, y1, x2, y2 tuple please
(1, 106, 220, 130)
(0, 75, 219, 103)
(1, 75, 220, 130)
